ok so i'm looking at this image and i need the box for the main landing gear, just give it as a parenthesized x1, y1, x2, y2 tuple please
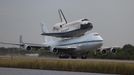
(58, 54, 87, 59)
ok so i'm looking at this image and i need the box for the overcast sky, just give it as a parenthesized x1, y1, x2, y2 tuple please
(0, 0, 134, 47)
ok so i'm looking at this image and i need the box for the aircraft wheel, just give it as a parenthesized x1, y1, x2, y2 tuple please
(59, 54, 69, 59)
(81, 55, 87, 59)
(71, 55, 77, 59)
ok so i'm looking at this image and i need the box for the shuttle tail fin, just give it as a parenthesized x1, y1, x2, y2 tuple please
(40, 23, 54, 43)
(58, 9, 67, 24)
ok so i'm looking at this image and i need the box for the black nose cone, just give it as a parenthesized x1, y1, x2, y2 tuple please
(80, 23, 93, 30)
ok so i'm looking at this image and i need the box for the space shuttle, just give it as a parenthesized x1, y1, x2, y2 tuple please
(41, 9, 93, 38)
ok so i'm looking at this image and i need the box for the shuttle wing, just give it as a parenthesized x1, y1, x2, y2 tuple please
(41, 28, 86, 38)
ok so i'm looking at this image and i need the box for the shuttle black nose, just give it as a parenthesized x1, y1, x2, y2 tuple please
(80, 23, 93, 30)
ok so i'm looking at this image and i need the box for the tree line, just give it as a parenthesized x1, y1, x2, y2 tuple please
(88, 44, 134, 60)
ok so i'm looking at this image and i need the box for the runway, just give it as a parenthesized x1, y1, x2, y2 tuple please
(0, 67, 117, 75)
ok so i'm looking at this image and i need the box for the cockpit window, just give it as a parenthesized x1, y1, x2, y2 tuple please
(82, 19, 89, 21)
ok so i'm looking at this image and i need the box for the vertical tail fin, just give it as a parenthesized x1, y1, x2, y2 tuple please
(58, 9, 67, 24)
(19, 35, 24, 49)
(40, 23, 48, 33)
(40, 23, 53, 43)
(19, 35, 23, 44)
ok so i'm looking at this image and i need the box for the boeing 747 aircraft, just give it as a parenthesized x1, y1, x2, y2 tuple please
(0, 9, 119, 59)
(0, 24, 118, 59)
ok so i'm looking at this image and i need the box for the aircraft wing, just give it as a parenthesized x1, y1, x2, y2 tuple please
(0, 42, 21, 45)
(24, 43, 49, 49)
(96, 47, 120, 55)
(0, 42, 49, 50)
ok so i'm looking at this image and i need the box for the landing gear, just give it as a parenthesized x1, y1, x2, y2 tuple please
(58, 51, 88, 59)
(81, 55, 87, 59)
(71, 55, 77, 59)
(58, 54, 87, 59)
(80, 52, 88, 59)
(58, 53, 78, 59)
(58, 54, 69, 58)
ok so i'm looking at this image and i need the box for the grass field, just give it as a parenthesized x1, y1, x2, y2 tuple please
(0, 56, 134, 75)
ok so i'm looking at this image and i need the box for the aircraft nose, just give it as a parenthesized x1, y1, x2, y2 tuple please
(80, 22, 93, 30)
(96, 42, 103, 48)
(81, 20, 89, 24)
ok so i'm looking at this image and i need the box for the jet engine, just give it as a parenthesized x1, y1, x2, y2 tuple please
(50, 47, 58, 53)
(22, 44, 32, 51)
(101, 49, 107, 55)
(96, 48, 107, 55)
(110, 47, 120, 53)
(96, 47, 120, 55)
(25, 46, 32, 51)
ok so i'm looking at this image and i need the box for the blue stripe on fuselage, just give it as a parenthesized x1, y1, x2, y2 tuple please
(57, 40, 103, 46)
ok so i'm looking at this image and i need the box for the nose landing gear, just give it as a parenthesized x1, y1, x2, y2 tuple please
(81, 55, 87, 59)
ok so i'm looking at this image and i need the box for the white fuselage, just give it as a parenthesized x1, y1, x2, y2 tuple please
(46, 32, 103, 52)
(53, 19, 81, 32)
(52, 18, 92, 33)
